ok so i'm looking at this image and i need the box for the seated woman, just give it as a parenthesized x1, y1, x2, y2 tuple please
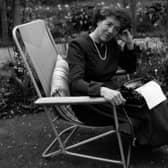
(66, 6, 149, 145)
(67, 7, 139, 120)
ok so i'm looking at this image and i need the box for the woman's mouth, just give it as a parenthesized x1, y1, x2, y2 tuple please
(103, 34, 113, 41)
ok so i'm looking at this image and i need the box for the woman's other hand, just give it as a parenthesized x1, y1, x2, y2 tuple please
(100, 87, 126, 106)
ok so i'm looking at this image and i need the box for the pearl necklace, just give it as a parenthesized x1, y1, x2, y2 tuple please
(91, 39, 108, 61)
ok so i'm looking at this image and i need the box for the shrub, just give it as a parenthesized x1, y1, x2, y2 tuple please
(133, 37, 168, 93)
(21, 1, 168, 40)
(64, 5, 94, 38)
(136, 2, 167, 36)
(0, 50, 42, 119)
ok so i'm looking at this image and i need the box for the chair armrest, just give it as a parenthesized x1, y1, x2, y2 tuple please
(35, 96, 107, 105)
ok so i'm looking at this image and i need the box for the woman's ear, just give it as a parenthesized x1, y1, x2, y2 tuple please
(96, 20, 102, 27)
(115, 32, 122, 40)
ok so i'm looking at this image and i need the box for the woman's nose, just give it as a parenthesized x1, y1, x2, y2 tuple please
(108, 26, 114, 34)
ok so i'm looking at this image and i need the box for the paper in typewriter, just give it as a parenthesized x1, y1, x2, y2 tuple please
(135, 81, 167, 110)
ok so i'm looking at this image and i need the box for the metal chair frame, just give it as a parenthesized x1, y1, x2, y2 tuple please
(12, 19, 133, 168)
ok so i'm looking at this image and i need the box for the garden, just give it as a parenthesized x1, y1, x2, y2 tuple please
(1, 1, 168, 168)
(0, 0, 168, 119)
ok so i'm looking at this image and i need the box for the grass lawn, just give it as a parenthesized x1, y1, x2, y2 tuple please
(1, 111, 168, 168)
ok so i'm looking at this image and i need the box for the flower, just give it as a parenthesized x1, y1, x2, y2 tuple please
(64, 4, 69, 8)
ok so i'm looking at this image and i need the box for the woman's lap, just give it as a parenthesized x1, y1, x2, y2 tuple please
(72, 102, 145, 128)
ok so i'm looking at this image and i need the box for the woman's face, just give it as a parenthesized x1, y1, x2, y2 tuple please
(96, 16, 121, 42)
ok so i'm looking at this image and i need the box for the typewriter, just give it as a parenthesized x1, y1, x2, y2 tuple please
(120, 78, 148, 109)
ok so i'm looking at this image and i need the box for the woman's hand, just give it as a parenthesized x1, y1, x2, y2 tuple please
(120, 29, 134, 50)
(100, 87, 126, 106)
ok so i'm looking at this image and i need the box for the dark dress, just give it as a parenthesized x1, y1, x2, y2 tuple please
(67, 33, 168, 147)
(67, 33, 141, 127)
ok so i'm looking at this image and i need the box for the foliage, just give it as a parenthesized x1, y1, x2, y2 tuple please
(22, 3, 96, 41)
(1, 0, 168, 44)
(0, 51, 42, 119)
(1, 1, 168, 119)
(20, 1, 168, 40)
(1, 37, 168, 119)
(136, 2, 168, 36)
(21, 0, 77, 6)
(64, 5, 94, 38)
(133, 37, 168, 93)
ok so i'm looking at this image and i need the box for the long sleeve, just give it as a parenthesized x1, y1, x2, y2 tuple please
(119, 44, 140, 73)
(67, 40, 103, 96)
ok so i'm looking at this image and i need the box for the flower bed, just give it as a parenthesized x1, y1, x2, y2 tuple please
(134, 37, 168, 93)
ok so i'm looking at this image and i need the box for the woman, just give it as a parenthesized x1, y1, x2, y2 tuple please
(67, 6, 141, 130)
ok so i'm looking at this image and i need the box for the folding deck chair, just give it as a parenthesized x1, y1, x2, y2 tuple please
(12, 19, 133, 168)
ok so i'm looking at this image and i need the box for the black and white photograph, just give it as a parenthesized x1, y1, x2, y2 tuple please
(0, 0, 168, 167)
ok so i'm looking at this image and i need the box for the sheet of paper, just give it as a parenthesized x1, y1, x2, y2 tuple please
(135, 81, 167, 109)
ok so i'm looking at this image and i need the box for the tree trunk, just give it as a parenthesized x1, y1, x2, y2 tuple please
(13, 0, 21, 26)
(130, 0, 136, 36)
(0, 0, 9, 42)
(165, 0, 168, 41)
(122, 0, 128, 8)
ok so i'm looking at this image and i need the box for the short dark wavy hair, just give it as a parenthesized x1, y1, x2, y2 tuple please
(92, 6, 132, 33)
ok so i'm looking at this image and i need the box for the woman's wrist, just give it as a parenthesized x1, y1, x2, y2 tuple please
(100, 87, 105, 97)
(126, 41, 134, 50)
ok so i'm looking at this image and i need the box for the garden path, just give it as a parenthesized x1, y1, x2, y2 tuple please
(0, 112, 168, 168)
(0, 47, 14, 65)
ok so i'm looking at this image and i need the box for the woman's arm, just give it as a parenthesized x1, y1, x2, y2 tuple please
(67, 40, 103, 96)
(67, 40, 126, 105)
(118, 30, 140, 73)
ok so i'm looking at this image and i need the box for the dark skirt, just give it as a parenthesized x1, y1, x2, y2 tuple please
(71, 80, 168, 147)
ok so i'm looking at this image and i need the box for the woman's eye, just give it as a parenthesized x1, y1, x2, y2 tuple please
(114, 27, 120, 32)
(106, 23, 113, 27)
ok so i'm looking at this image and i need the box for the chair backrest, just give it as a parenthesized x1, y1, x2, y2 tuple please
(12, 19, 59, 97)
(13, 19, 82, 124)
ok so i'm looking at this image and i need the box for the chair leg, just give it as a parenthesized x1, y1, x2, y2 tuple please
(116, 132, 127, 168)
(42, 109, 78, 158)
(112, 105, 130, 168)
(42, 125, 78, 158)
(42, 137, 62, 158)
(126, 138, 132, 168)
(44, 107, 132, 167)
